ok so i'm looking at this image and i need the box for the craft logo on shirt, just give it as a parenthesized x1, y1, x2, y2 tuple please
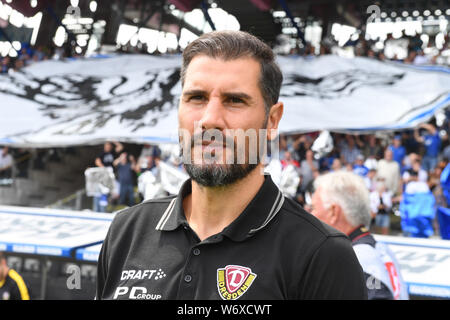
(120, 268, 166, 281)
(217, 265, 257, 300)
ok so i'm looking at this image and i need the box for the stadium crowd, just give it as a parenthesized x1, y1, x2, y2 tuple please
(84, 114, 450, 239)
(276, 119, 450, 238)
(285, 30, 450, 66)
(4, 120, 449, 240)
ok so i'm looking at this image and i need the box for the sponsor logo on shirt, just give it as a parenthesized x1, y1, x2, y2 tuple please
(120, 268, 166, 281)
(113, 268, 166, 300)
(217, 265, 257, 300)
(113, 286, 162, 300)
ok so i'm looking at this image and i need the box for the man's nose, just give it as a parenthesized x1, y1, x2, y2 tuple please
(199, 97, 226, 131)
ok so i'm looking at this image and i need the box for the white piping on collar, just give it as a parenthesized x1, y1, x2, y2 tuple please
(155, 198, 177, 230)
(248, 189, 285, 235)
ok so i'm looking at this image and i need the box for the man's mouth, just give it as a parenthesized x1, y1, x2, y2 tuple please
(200, 141, 228, 153)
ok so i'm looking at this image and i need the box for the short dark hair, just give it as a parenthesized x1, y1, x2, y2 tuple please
(0, 251, 5, 261)
(181, 30, 283, 113)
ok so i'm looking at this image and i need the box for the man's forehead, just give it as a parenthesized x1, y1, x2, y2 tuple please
(182, 56, 262, 97)
(184, 55, 260, 80)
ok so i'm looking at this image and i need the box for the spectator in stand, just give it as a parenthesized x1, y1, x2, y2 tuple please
(113, 152, 137, 207)
(340, 135, 361, 165)
(389, 135, 406, 169)
(138, 144, 161, 161)
(363, 155, 377, 171)
(136, 143, 162, 173)
(353, 154, 369, 177)
(429, 162, 447, 207)
(278, 135, 289, 160)
(408, 34, 423, 52)
(402, 158, 428, 185)
(1, 56, 11, 74)
(93, 141, 123, 212)
(402, 152, 420, 172)
(33, 45, 47, 61)
(364, 168, 377, 192)
(414, 122, 441, 172)
(331, 158, 343, 172)
(281, 151, 300, 169)
(18, 47, 31, 67)
(136, 155, 155, 175)
(319, 145, 340, 172)
(0, 146, 14, 180)
(299, 149, 318, 191)
(404, 169, 430, 194)
(362, 135, 383, 169)
(300, 168, 320, 212)
(413, 50, 430, 65)
(377, 148, 401, 196)
(370, 181, 393, 235)
(13, 59, 24, 71)
(95, 141, 124, 168)
(150, 155, 162, 179)
(402, 131, 420, 155)
(404, 50, 417, 64)
(293, 134, 312, 161)
(334, 133, 346, 150)
(443, 144, 450, 162)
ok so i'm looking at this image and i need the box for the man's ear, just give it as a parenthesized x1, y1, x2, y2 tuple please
(266, 102, 283, 141)
(329, 203, 341, 225)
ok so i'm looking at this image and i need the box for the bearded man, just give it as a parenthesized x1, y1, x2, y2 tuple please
(96, 30, 367, 300)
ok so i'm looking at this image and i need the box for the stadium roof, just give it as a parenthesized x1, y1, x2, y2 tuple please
(1, 0, 449, 48)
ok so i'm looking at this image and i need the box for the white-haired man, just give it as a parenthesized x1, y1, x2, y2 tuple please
(311, 171, 409, 300)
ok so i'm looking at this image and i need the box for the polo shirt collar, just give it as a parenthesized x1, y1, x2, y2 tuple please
(155, 174, 284, 242)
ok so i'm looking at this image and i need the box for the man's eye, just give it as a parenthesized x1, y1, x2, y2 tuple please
(228, 97, 244, 104)
(189, 95, 206, 101)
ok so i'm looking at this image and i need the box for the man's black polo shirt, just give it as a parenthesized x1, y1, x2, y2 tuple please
(96, 175, 367, 300)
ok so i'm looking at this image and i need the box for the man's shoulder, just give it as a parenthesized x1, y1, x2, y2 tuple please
(278, 196, 347, 240)
(116, 195, 176, 213)
(111, 195, 176, 228)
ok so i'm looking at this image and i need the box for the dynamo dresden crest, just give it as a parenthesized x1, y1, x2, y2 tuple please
(217, 265, 257, 300)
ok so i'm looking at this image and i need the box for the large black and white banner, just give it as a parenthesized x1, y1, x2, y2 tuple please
(0, 54, 449, 147)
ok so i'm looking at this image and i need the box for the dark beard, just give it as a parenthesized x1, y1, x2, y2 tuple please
(180, 116, 268, 188)
(183, 162, 258, 187)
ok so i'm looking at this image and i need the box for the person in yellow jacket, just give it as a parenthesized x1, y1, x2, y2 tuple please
(0, 252, 30, 300)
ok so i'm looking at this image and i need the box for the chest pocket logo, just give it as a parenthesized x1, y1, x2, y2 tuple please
(217, 265, 257, 300)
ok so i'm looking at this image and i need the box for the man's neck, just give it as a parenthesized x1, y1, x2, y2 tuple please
(183, 165, 265, 241)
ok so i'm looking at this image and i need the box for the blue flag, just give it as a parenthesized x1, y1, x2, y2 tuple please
(440, 163, 450, 206)
(437, 206, 450, 240)
(400, 192, 436, 238)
